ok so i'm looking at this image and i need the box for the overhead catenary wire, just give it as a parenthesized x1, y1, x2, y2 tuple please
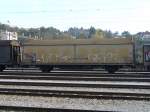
(0, 7, 139, 14)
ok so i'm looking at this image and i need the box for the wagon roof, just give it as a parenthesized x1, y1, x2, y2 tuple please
(21, 38, 133, 45)
(0, 40, 20, 46)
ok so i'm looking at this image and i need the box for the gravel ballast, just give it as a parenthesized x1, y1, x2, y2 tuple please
(0, 95, 149, 112)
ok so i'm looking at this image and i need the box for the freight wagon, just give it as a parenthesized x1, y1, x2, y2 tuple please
(0, 40, 20, 71)
(20, 38, 134, 73)
(0, 38, 150, 73)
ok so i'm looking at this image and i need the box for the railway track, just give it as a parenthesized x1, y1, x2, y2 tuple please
(5, 67, 148, 72)
(0, 70, 150, 111)
(0, 80, 150, 89)
(1, 71, 150, 77)
(0, 88, 149, 100)
(1, 70, 150, 83)
(0, 105, 112, 112)
(0, 79, 149, 100)
(0, 75, 150, 82)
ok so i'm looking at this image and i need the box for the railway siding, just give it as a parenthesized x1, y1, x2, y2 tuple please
(0, 70, 150, 111)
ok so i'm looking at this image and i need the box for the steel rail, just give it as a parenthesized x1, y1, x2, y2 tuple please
(0, 81, 150, 89)
(0, 75, 150, 82)
(5, 67, 148, 72)
(1, 72, 150, 78)
(0, 105, 113, 112)
(0, 88, 149, 100)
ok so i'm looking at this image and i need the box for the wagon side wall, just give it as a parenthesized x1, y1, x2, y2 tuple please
(21, 43, 134, 66)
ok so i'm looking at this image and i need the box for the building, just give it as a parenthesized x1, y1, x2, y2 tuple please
(142, 32, 150, 40)
(0, 30, 18, 40)
(136, 31, 150, 41)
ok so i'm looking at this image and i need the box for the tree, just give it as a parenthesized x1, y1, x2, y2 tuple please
(113, 31, 119, 37)
(88, 26, 96, 38)
(121, 31, 131, 38)
(78, 33, 86, 39)
(104, 30, 113, 38)
(60, 32, 72, 39)
(39, 27, 46, 39)
(93, 29, 104, 39)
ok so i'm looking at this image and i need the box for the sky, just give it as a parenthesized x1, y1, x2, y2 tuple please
(0, 0, 150, 34)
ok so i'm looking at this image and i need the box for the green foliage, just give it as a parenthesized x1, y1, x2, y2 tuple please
(88, 26, 96, 38)
(121, 31, 132, 38)
(1, 22, 148, 40)
(78, 33, 86, 39)
(92, 29, 104, 38)
(104, 30, 113, 38)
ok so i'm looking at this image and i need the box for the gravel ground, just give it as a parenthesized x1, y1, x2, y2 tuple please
(0, 95, 149, 112)
(0, 79, 150, 85)
(0, 85, 150, 94)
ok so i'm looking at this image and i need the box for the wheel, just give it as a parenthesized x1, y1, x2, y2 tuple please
(105, 66, 119, 74)
(146, 66, 150, 71)
(107, 68, 116, 74)
(0, 66, 6, 72)
(40, 66, 53, 73)
(0, 69, 3, 72)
